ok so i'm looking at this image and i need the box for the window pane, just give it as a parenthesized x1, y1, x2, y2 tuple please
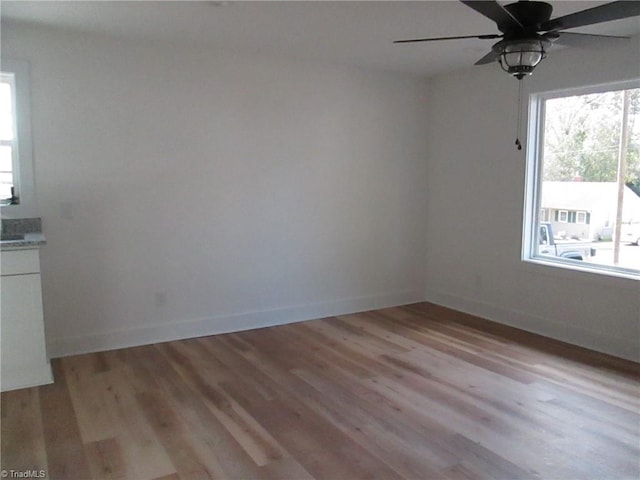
(0, 145, 12, 172)
(0, 113, 14, 141)
(577, 212, 587, 224)
(558, 210, 568, 223)
(0, 82, 13, 141)
(1, 63, 33, 212)
(535, 87, 640, 274)
(0, 82, 12, 114)
(0, 171, 13, 200)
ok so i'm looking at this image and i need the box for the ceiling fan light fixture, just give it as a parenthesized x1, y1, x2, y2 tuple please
(395, 0, 640, 82)
(497, 38, 547, 79)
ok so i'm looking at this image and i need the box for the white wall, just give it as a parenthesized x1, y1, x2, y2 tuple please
(4, 21, 638, 363)
(426, 39, 640, 361)
(1, 23, 431, 357)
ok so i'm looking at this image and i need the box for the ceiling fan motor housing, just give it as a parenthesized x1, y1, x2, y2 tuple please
(501, 1, 553, 32)
(494, 1, 555, 79)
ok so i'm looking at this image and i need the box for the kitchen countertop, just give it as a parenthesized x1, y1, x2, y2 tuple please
(1, 217, 46, 250)
(1, 232, 46, 250)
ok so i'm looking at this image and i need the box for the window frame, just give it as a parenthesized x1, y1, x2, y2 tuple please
(522, 79, 640, 281)
(0, 58, 36, 217)
(576, 211, 587, 224)
(540, 208, 549, 222)
(1, 72, 19, 202)
(558, 210, 568, 223)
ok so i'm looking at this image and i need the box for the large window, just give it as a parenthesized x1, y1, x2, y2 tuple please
(0, 59, 35, 216)
(524, 82, 640, 279)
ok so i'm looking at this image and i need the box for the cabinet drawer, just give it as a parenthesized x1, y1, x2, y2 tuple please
(1, 249, 41, 275)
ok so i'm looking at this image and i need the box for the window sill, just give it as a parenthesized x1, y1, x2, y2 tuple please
(522, 256, 640, 285)
(1, 202, 36, 218)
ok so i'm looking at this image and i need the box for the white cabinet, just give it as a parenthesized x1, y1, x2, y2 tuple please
(1, 248, 53, 391)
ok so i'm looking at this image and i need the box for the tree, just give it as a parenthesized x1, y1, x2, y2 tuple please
(542, 88, 640, 186)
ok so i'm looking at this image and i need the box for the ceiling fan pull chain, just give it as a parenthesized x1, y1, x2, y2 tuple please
(515, 78, 523, 151)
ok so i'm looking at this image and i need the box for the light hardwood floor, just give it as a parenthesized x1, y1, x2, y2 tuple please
(2, 302, 639, 480)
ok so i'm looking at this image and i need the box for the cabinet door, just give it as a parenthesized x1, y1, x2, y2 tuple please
(1, 273, 51, 390)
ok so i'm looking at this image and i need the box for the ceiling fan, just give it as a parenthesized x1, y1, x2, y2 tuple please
(395, 0, 640, 79)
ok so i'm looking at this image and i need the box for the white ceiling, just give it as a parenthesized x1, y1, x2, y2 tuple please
(2, 1, 639, 77)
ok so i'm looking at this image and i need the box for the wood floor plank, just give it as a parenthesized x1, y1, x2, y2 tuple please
(448, 433, 535, 479)
(91, 365, 177, 480)
(195, 337, 280, 402)
(0, 388, 48, 474)
(150, 475, 179, 480)
(283, 368, 455, 478)
(61, 356, 120, 443)
(237, 393, 404, 480)
(84, 437, 127, 480)
(254, 457, 315, 480)
(38, 360, 92, 480)
(1, 302, 638, 480)
(136, 391, 216, 479)
(127, 343, 269, 479)
(156, 341, 287, 467)
(405, 303, 640, 376)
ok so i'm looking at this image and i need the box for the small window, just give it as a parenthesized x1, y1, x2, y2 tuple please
(0, 59, 36, 216)
(576, 211, 587, 224)
(524, 82, 640, 279)
(540, 208, 550, 222)
(0, 74, 18, 203)
(558, 210, 568, 223)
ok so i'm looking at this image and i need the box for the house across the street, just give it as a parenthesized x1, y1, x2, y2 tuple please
(540, 181, 640, 241)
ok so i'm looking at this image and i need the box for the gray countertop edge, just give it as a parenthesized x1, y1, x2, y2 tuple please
(0, 233, 46, 250)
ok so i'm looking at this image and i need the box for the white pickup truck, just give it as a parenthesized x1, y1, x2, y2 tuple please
(621, 222, 640, 245)
(538, 223, 596, 261)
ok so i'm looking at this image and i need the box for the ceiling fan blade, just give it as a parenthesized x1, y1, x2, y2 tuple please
(541, 1, 640, 32)
(474, 50, 499, 65)
(459, 0, 523, 29)
(548, 31, 630, 48)
(394, 34, 501, 44)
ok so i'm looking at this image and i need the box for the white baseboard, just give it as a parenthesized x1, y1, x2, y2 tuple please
(48, 289, 425, 358)
(425, 289, 639, 363)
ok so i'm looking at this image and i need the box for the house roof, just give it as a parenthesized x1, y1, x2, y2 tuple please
(541, 182, 640, 219)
